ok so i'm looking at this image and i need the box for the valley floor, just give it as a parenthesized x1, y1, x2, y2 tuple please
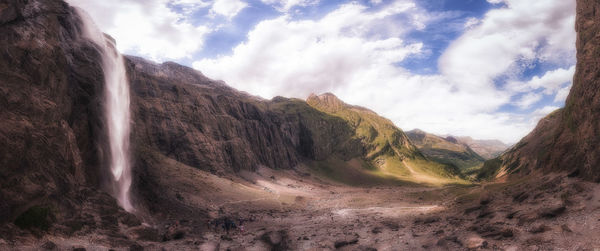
(2, 165, 600, 250)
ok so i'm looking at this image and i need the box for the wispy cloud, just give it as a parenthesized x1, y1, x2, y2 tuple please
(260, 0, 319, 12)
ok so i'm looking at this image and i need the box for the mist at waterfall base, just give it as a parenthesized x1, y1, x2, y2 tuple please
(77, 9, 134, 212)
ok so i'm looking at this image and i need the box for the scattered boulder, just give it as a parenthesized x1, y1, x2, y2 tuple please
(436, 238, 447, 247)
(129, 243, 144, 251)
(133, 227, 161, 242)
(513, 192, 529, 203)
(479, 194, 491, 205)
(414, 216, 440, 224)
(464, 206, 482, 215)
(259, 230, 289, 251)
(529, 224, 550, 234)
(477, 208, 495, 219)
(568, 169, 580, 178)
(470, 225, 511, 239)
(14, 206, 54, 231)
(500, 228, 514, 238)
(371, 227, 382, 234)
(334, 238, 359, 248)
(119, 213, 142, 227)
(506, 210, 519, 219)
(358, 247, 377, 251)
(463, 235, 486, 249)
(382, 221, 402, 231)
(561, 224, 573, 233)
(163, 229, 186, 242)
(41, 241, 57, 250)
(539, 205, 566, 218)
(517, 212, 538, 225)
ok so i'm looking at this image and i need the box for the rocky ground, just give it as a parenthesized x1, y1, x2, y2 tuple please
(2, 163, 599, 250)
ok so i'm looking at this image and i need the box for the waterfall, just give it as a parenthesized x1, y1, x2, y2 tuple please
(77, 9, 134, 212)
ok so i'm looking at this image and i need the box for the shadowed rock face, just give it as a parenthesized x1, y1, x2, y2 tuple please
(0, 0, 110, 223)
(126, 57, 366, 176)
(495, 0, 600, 182)
(127, 56, 300, 174)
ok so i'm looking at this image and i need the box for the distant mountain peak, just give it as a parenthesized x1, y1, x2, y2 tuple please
(407, 129, 426, 134)
(307, 92, 347, 113)
(406, 129, 485, 169)
(445, 136, 459, 144)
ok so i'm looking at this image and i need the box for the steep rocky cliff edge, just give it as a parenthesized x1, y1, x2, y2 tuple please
(0, 0, 113, 224)
(482, 0, 600, 182)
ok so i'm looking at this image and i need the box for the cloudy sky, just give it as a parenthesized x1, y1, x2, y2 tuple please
(67, 0, 576, 143)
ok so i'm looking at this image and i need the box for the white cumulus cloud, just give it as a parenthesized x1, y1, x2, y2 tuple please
(554, 85, 572, 103)
(210, 0, 248, 19)
(193, 1, 426, 99)
(67, 0, 212, 61)
(506, 66, 575, 94)
(515, 92, 543, 109)
(439, 0, 576, 91)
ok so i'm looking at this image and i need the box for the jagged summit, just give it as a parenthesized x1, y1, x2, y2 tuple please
(307, 92, 378, 115)
(407, 129, 426, 134)
(307, 92, 345, 113)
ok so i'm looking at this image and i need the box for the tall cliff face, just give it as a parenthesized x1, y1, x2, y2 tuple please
(127, 56, 299, 174)
(0, 0, 111, 223)
(492, 0, 600, 182)
(126, 57, 364, 178)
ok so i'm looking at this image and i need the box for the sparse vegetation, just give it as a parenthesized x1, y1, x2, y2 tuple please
(305, 93, 465, 185)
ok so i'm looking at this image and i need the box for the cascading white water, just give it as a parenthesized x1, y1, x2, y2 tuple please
(77, 9, 134, 212)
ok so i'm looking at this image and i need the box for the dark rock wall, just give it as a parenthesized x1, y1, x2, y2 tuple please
(127, 56, 299, 173)
(0, 0, 109, 222)
(126, 56, 363, 175)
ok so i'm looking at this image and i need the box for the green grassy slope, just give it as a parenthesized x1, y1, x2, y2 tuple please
(303, 93, 465, 186)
